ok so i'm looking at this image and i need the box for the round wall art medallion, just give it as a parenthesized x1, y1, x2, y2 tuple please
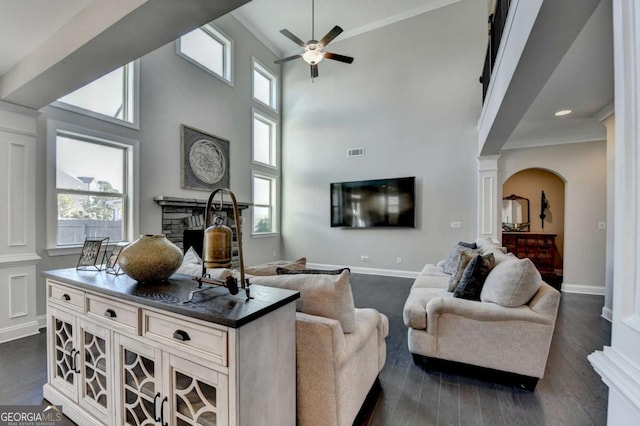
(188, 138, 226, 184)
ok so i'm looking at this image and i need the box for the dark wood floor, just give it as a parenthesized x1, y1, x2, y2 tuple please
(349, 274, 611, 426)
(0, 274, 610, 426)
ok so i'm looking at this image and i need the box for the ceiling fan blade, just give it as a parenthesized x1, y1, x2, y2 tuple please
(275, 54, 303, 64)
(280, 29, 306, 47)
(311, 64, 319, 79)
(319, 26, 343, 47)
(323, 52, 354, 64)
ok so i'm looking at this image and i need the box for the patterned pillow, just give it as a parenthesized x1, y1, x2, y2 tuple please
(443, 244, 481, 275)
(453, 253, 495, 301)
(447, 251, 475, 292)
(276, 267, 350, 275)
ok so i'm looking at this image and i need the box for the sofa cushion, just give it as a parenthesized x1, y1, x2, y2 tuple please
(244, 257, 307, 276)
(475, 236, 508, 255)
(481, 257, 542, 307)
(447, 251, 475, 292)
(250, 270, 356, 333)
(412, 264, 450, 290)
(457, 241, 478, 249)
(453, 253, 495, 301)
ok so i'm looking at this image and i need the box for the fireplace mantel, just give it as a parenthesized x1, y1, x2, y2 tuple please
(154, 195, 251, 210)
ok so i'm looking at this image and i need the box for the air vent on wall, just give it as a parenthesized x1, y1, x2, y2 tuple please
(347, 147, 365, 157)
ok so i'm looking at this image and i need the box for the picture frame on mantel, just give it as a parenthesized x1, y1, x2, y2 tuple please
(181, 124, 230, 191)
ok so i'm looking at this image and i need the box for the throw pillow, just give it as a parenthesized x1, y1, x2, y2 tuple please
(457, 241, 478, 249)
(447, 251, 475, 292)
(276, 267, 350, 275)
(443, 244, 481, 275)
(250, 270, 356, 333)
(480, 258, 542, 307)
(174, 247, 232, 280)
(453, 253, 495, 300)
(244, 257, 307, 276)
(175, 246, 203, 275)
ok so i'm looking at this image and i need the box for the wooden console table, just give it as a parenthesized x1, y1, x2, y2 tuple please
(42, 268, 299, 426)
(501, 232, 557, 277)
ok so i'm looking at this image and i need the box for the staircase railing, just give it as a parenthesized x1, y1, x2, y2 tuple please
(480, 0, 512, 102)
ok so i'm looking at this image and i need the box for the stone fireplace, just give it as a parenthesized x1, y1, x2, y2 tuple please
(154, 196, 250, 263)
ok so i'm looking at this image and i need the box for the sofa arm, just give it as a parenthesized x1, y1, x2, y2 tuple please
(528, 282, 561, 318)
(425, 297, 555, 335)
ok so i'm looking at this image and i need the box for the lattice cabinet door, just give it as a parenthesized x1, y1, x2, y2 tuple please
(114, 334, 163, 426)
(165, 354, 229, 426)
(48, 306, 80, 403)
(79, 319, 112, 423)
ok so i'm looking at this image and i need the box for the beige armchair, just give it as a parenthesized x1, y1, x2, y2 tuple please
(250, 270, 389, 426)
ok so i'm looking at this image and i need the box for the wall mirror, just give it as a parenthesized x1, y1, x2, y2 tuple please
(502, 194, 530, 231)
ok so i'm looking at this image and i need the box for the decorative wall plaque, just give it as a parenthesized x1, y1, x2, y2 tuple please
(181, 125, 230, 191)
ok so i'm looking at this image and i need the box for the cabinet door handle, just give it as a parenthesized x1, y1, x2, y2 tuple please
(160, 396, 168, 426)
(104, 309, 117, 318)
(69, 348, 76, 371)
(61, 293, 71, 301)
(73, 350, 81, 373)
(153, 392, 161, 422)
(172, 330, 190, 342)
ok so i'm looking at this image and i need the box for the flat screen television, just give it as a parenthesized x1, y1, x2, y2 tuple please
(330, 177, 416, 228)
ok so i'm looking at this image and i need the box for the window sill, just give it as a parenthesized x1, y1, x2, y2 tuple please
(251, 232, 279, 239)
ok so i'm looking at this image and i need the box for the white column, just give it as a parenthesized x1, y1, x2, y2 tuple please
(588, 1, 640, 423)
(477, 155, 501, 242)
(0, 102, 41, 343)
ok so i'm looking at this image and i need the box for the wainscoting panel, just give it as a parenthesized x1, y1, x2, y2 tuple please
(9, 274, 28, 318)
(9, 143, 27, 247)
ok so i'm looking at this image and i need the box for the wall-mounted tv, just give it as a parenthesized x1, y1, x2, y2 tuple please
(331, 177, 416, 228)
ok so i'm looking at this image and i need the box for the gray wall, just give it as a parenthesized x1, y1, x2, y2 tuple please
(34, 14, 282, 316)
(281, 0, 486, 273)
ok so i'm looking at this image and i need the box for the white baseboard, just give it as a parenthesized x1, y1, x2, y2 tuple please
(0, 320, 40, 344)
(561, 283, 605, 295)
(602, 306, 613, 322)
(37, 314, 47, 329)
(306, 263, 420, 279)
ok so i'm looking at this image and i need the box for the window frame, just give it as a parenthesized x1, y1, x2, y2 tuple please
(51, 61, 140, 129)
(46, 120, 139, 255)
(252, 57, 278, 112)
(251, 171, 278, 237)
(251, 108, 278, 169)
(177, 23, 234, 86)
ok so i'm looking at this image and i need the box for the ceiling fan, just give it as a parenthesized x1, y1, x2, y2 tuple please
(274, 0, 354, 80)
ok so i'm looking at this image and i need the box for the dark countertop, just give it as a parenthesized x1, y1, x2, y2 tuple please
(43, 268, 299, 328)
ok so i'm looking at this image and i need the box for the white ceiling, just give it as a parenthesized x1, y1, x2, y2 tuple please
(232, 0, 462, 56)
(0, 0, 613, 151)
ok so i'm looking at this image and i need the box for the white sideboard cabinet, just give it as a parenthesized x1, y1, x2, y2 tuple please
(43, 269, 299, 426)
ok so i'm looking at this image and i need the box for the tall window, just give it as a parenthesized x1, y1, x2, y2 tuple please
(55, 62, 138, 127)
(252, 110, 277, 168)
(252, 59, 277, 110)
(252, 173, 277, 235)
(48, 122, 137, 250)
(178, 24, 233, 84)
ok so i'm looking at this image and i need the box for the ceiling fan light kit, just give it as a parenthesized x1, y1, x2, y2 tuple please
(274, 0, 354, 80)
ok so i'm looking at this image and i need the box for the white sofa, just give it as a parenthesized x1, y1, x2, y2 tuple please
(403, 239, 560, 389)
(250, 268, 389, 426)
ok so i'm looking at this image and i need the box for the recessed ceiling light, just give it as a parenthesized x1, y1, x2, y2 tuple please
(554, 109, 572, 117)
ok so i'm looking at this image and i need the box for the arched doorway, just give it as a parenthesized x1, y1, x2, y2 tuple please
(503, 168, 565, 286)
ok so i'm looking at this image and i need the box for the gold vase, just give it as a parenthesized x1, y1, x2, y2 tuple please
(118, 234, 183, 283)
